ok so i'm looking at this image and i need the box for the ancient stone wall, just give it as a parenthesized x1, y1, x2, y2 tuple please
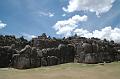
(74, 40, 119, 64)
(0, 35, 120, 69)
(11, 44, 75, 69)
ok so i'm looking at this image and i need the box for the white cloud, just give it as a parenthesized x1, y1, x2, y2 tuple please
(48, 13, 54, 17)
(53, 15, 88, 37)
(74, 28, 93, 38)
(62, 14, 66, 17)
(0, 20, 7, 29)
(63, 0, 115, 17)
(74, 26, 120, 43)
(39, 11, 54, 17)
(22, 33, 37, 40)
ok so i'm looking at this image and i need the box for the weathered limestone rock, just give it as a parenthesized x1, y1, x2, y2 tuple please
(92, 42, 98, 53)
(82, 43, 92, 53)
(75, 52, 85, 63)
(12, 55, 30, 69)
(58, 44, 75, 63)
(84, 53, 98, 64)
(30, 47, 39, 68)
(12, 45, 31, 69)
(41, 57, 47, 66)
(47, 56, 58, 66)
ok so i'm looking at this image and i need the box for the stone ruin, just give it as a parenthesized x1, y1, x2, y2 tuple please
(0, 33, 120, 69)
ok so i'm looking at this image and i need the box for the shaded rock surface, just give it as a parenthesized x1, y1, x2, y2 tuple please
(11, 44, 75, 69)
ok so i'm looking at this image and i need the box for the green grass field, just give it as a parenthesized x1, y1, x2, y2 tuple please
(0, 62, 120, 79)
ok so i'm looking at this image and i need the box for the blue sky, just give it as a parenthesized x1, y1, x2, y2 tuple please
(0, 0, 120, 41)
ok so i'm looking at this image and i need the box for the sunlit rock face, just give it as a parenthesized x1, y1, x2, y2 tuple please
(0, 34, 120, 69)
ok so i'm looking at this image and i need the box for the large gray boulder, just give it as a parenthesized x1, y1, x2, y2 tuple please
(0, 45, 17, 68)
(58, 44, 75, 63)
(12, 54, 30, 69)
(20, 45, 31, 55)
(30, 47, 39, 68)
(75, 43, 83, 55)
(75, 52, 85, 63)
(92, 43, 98, 53)
(82, 43, 92, 53)
(41, 57, 47, 66)
(47, 56, 58, 66)
(84, 53, 99, 64)
(12, 45, 32, 69)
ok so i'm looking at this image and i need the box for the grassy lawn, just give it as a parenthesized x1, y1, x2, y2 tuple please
(0, 62, 120, 79)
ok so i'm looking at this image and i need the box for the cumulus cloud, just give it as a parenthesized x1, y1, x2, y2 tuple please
(74, 28, 92, 38)
(0, 20, 7, 29)
(38, 11, 54, 17)
(63, 0, 115, 17)
(74, 26, 120, 43)
(53, 15, 88, 37)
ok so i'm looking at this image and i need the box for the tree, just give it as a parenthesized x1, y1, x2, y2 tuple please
(41, 33, 47, 38)
(48, 36, 51, 39)
(74, 33, 77, 37)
